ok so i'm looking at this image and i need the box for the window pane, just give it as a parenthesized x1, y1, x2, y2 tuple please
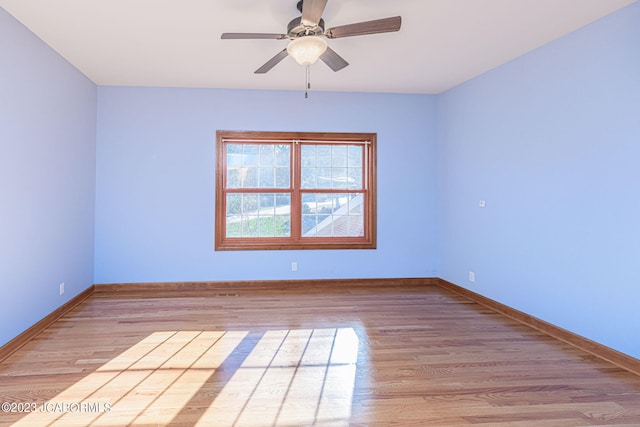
(274, 215, 290, 237)
(301, 167, 317, 188)
(226, 194, 242, 237)
(301, 193, 320, 236)
(332, 167, 348, 189)
(301, 145, 316, 167)
(276, 193, 291, 210)
(227, 194, 241, 215)
(316, 167, 332, 188)
(317, 145, 331, 167)
(347, 216, 364, 236)
(258, 217, 277, 237)
(301, 144, 364, 190)
(226, 193, 291, 238)
(275, 167, 290, 188)
(275, 145, 290, 166)
(227, 144, 290, 189)
(348, 146, 362, 167)
(242, 145, 259, 165)
(348, 167, 363, 189)
(242, 215, 259, 237)
(227, 166, 257, 188)
(226, 144, 243, 165)
(332, 146, 347, 167)
(302, 193, 317, 212)
(301, 193, 364, 237)
(259, 167, 275, 188)
(302, 214, 318, 236)
(242, 194, 258, 213)
(244, 167, 258, 188)
(226, 224, 242, 238)
(226, 144, 245, 188)
(227, 168, 240, 188)
(259, 193, 275, 213)
(259, 145, 275, 166)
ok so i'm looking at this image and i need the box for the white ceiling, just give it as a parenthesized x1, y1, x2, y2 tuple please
(1, 0, 636, 94)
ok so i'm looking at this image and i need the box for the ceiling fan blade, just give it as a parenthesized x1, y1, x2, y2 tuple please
(325, 16, 401, 39)
(254, 49, 289, 74)
(320, 47, 349, 72)
(221, 33, 287, 40)
(301, 0, 328, 27)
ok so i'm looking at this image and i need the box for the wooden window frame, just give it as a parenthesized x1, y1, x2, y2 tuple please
(215, 130, 377, 251)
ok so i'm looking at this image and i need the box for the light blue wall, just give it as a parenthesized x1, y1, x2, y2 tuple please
(0, 9, 97, 346)
(438, 2, 640, 358)
(2, 1, 638, 361)
(94, 88, 439, 283)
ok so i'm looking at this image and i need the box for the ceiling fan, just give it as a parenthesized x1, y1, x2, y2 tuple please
(221, 0, 402, 74)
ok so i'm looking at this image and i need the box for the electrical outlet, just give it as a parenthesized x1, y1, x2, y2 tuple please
(468, 272, 475, 283)
(291, 261, 298, 272)
(479, 200, 486, 208)
(59, 282, 65, 296)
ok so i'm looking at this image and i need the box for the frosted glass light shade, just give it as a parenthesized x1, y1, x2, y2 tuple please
(287, 36, 328, 66)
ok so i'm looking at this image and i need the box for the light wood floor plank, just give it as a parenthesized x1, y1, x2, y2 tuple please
(1, 285, 639, 426)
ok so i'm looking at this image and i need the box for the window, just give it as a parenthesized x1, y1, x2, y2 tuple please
(215, 131, 376, 250)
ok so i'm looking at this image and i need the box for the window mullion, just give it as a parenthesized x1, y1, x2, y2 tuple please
(291, 140, 302, 241)
(362, 144, 368, 191)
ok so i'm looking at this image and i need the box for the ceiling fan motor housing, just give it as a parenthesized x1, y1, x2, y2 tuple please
(287, 16, 325, 38)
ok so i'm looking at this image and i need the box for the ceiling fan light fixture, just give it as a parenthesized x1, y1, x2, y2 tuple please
(287, 36, 328, 66)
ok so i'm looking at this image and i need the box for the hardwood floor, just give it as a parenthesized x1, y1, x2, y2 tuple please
(1, 284, 639, 426)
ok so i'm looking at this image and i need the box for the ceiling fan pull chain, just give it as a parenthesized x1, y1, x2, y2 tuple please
(305, 64, 311, 98)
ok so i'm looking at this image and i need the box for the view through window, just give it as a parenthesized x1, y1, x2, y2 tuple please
(216, 131, 376, 250)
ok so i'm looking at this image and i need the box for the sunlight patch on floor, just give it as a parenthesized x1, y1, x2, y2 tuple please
(10, 328, 359, 426)
(196, 328, 358, 426)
